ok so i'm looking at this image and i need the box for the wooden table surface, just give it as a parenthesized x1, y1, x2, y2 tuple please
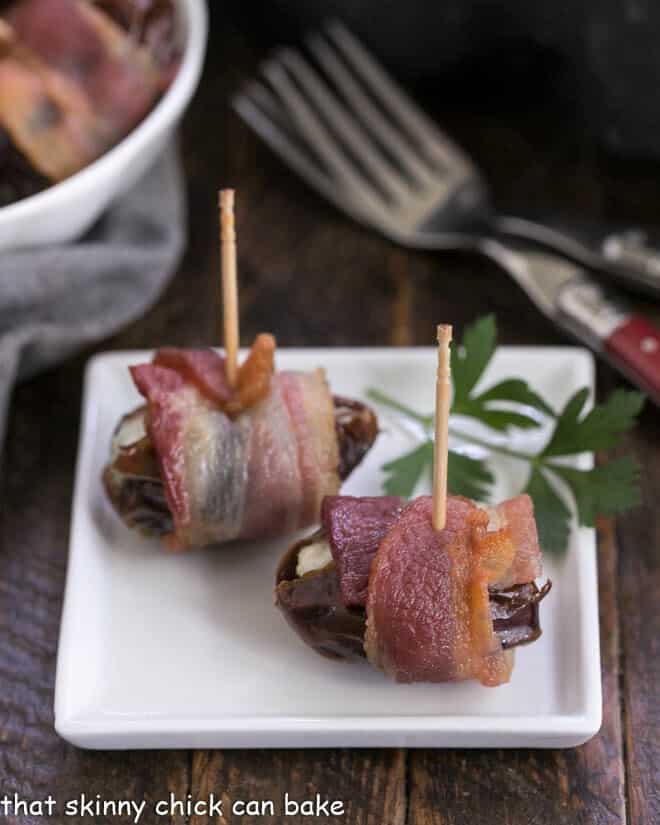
(2, 8, 660, 825)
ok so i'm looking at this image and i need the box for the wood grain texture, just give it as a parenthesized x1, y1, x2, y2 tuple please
(618, 413, 660, 825)
(189, 750, 406, 825)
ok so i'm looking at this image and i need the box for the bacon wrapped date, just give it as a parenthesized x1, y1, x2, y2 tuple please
(276, 494, 551, 686)
(103, 337, 379, 551)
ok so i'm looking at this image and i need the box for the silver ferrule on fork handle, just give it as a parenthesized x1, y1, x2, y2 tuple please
(555, 279, 629, 350)
(476, 240, 628, 349)
(602, 229, 660, 284)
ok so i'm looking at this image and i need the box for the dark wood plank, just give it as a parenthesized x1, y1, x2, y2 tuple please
(618, 411, 660, 825)
(189, 749, 406, 825)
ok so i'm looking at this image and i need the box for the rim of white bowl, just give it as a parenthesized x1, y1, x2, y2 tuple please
(0, 0, 208, 224)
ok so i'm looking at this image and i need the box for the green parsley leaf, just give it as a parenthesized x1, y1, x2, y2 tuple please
(454, 404, 542, 432)
(451, 316, 554, 431)
(451, 314, 497, 404)
(524, 466, 572, 555)
(476, 378, 555, 417)
(381, 442, 433, 498)
(550, 458, 641, 526)
(542, 387, 645, 457)
(447, 451, 494, 501)
(381, 443, 494, 501)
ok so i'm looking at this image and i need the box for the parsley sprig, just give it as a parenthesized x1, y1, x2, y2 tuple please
(367, 315, 644, 555)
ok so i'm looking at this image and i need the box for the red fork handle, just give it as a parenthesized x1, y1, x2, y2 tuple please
(604, 315, 660, 402)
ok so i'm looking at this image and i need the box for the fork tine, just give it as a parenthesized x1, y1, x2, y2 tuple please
(243, 79, 364, 184)
(307, 32, 432, 188)
(242, 80, 293, 131)
(277, 48, 411, 204)
(326, 20, 474, 175)
(233, 85, 337, 205)
(261, 54, 391, 219)
(232, 86, 387, 230)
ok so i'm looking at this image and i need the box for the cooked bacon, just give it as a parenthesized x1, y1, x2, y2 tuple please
(364, 495, 543, 686)
(153, 334, 276, 418)
(488, 494, 543, 587)
(280, 369, 342, 527)
(130, 358, 340, 550)
(238, 376, 304, 540)
(129, 365, 213, 547)
(229, 333, 276, 416)
(153, 349, 233, 407)
(8, 0, 160, 136)
(0, 0, 165, 181)
(322, 493, 542, 615)
(0, 26, 102, 179)
(323, 495, 404, 608)
(92, 0, 180, 80)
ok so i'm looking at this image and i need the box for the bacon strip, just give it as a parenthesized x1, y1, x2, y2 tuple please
(130, 364, 248, 549)
(92, 0, 181, 81)
(364, 495, 543, 686)
(239, 378, 303, 539)
(130, 353, 340, 550)
(8, 0, 160, 135)
(323, 495, 404, 608)
(280, 369, 341, 527)
(0, 27, 101, 179)
(488, 494, 543, 587)
(153, 334, 275, 417)
(153, 349, 233, 407)
(324, 493, 541, 611)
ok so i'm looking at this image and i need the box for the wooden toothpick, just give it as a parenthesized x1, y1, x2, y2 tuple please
(219, 189, 239, 388)
(432, 324, 453, 531)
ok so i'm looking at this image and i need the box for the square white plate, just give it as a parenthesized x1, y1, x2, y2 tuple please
(55, 347, 601, 749)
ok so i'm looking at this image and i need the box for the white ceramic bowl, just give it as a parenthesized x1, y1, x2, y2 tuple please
(0, 0, 208, 252)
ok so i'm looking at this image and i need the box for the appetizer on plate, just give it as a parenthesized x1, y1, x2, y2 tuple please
(0, 0, 180, 206)
(104, 192, 379, 550)
(276, 493, 551, 686)
(277, 328, 550, 688)
(103, 334, 379, 550)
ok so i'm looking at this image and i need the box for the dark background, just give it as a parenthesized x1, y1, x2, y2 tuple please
(1, 3, 659, 825)
(228, 0, 660, 160)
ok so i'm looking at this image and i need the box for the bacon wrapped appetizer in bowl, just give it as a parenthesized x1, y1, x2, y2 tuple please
(276, 493, 551, 687)
(0, 0, 207, 250)
(103, 335, 380, 550)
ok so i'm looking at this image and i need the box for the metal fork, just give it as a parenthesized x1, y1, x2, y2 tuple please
(232, 22, 660, 403)
(233, 20, 660, 298)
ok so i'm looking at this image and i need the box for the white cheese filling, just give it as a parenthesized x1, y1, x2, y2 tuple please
(111, 410, 147, 460)
(296, 539, 332, 578)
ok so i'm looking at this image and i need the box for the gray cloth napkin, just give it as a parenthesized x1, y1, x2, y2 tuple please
(0, 146, 185, 446)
